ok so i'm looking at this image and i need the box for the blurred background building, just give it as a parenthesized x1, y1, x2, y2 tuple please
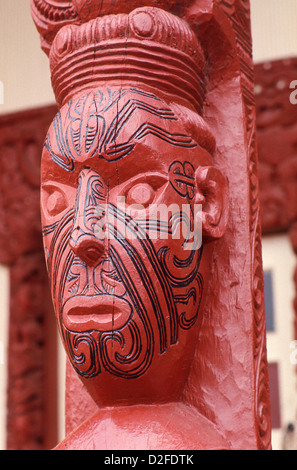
(251, 0, 297, 450)
(0, 0, 296, 450)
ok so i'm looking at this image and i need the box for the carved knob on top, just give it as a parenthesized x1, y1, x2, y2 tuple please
(31, 0, 195, 54)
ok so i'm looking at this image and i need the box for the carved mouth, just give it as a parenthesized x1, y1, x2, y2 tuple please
(62, 295, 132, 332)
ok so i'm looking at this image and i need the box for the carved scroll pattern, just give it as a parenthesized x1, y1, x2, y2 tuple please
(219, 0, 272, 450)
(0, 106, 58, 450)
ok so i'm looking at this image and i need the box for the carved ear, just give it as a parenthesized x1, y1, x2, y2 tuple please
(194, 166, 229, 242)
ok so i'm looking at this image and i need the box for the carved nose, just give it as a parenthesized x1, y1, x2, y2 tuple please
(69, 169, 107, 266)
(69, 230, 105, 266)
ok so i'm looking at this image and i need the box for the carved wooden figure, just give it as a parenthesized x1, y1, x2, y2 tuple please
(31, 0, 271, 450)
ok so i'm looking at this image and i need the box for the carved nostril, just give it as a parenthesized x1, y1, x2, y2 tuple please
(69, 235, 105, 266)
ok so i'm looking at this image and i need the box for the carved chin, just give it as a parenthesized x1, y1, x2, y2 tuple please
(62, 309, 155, 380)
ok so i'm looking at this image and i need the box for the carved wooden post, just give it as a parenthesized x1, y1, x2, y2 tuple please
(31, 0, 271, 449)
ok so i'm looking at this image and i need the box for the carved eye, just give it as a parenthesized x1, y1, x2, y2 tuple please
(41, 185, 69, 218)
(47, 190, 67, 216)
(124, 173, 168, 208)
(111, 173, 168, 218)
(126, 183, 155, 208)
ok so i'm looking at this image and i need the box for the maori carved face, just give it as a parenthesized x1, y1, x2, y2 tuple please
(41, 87, 228, 405)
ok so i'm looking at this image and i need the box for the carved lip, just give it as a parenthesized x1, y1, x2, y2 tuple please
(62, 295, 132, 332)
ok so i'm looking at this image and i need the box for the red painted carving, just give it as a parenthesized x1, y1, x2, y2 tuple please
(31, 0, 271, 450)
(0, 106, 58, 450)
(31, 0, 194, 54)
(219, 1, 271, 450)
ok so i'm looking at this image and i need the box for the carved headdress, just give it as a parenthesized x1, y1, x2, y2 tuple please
(31, 0, 195, 54)
(31, 1, 206, 113)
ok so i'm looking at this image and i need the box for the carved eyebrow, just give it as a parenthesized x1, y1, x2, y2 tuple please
(45, 89, 197, 172)
(126, 123, 197, 148)
(45, 114, 75, 172)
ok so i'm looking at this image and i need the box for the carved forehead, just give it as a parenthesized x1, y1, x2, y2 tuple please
(43, 87, 213, 179)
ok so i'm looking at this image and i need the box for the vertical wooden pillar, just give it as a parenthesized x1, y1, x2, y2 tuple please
(30, 0, 271, 449)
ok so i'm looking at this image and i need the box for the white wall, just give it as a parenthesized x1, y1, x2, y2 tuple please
(0, 0, 54, 115)
(250, 0, 297, 63)
(262, 236, 297, 450)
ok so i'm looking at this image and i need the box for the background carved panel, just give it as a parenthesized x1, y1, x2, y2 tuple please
(255, 57, 297, 380)
(0, 105, 58, 450)
(255, 58, 297, 235)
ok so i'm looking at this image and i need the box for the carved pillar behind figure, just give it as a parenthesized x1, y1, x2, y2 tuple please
(31, 0, 271, 450)
(0, 106, 58, 450)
